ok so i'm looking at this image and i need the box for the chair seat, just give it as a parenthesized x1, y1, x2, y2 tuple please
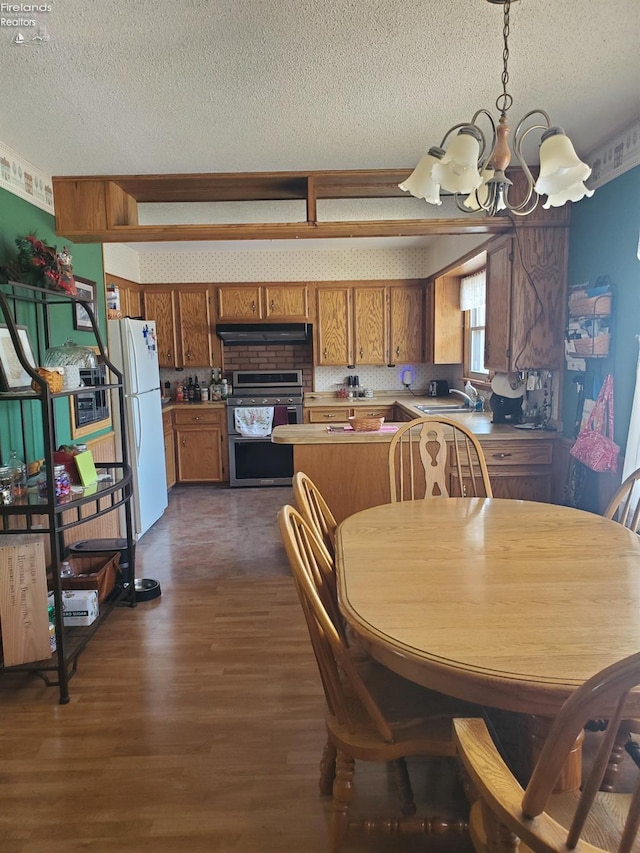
(330, 659, 483, 762)
(545, 791, 636, 851)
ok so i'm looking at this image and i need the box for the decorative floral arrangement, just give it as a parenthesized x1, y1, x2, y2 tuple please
(12, 235, 77, 294)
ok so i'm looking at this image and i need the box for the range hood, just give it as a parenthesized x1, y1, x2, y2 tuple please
(215, 323, 311, 344)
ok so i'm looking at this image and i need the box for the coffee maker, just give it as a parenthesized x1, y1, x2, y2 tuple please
(489, 373, 525, 424)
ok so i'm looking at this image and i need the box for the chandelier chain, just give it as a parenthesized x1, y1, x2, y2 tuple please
(496, 0, 513, 115)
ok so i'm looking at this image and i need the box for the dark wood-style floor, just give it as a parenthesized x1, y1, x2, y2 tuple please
(0, 485, 473, 853)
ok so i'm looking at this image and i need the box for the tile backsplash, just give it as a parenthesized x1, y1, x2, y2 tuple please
(160, 342, 463, 397)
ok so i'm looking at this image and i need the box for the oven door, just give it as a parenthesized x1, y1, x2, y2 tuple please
(228, 436, 293, 487)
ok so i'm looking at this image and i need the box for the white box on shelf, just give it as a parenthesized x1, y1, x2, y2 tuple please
(61, 590, 98, 626)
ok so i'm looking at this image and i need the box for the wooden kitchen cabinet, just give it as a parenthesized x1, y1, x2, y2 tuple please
(163, 410, 176, 489)
(176, 287, 212, 367)
(316, 287, 352, 366)
(143, 285, 218, 369)
(484, 229, 568, 371)
(389, 286, 424, 364)
(426, 273, 463, 364)
(315, 281, 424, 367)
(450, 438, 554, 502)
(217, 284, 309, 320)
(120, 281, 142, 318)
(174, 407, 227, 482)
(353, 286, 387, 365)
(142, 288, 179, 367)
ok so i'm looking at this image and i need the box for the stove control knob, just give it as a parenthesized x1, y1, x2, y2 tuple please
(274, 397, 281, 404)
(261, 398, 268, 405)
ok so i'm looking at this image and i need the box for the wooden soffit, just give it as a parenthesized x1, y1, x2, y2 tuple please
(52, 168, 567, 243)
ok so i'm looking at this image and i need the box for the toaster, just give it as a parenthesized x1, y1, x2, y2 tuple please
(427, 380, 450, 397)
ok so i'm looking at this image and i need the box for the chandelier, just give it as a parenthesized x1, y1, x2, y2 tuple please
(399, 0, 594, 216)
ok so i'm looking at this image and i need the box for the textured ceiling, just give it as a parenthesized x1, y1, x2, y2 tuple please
(2, 0, 639, 253)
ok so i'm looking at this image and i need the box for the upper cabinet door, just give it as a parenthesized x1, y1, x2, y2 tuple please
(264, 285, 309, 320)
(353, 286, 387, 365)
(143, 289, 178, 368)
(484, 235, 513, 372)
(389, 287, 423, 364)
(217, 286, 263, 320)
(316, 287, 352, 366)
(177, 288, 212, 367)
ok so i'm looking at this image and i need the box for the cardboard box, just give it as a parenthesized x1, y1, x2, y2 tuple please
(0, 535, 51, 665)
(48, 552, 120, 603)
(61, 589, 98, 627)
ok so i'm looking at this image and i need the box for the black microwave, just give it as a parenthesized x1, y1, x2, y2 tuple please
(73, 366, 109, 427)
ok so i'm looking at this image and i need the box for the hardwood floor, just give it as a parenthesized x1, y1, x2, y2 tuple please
(0, 485, 473, 853)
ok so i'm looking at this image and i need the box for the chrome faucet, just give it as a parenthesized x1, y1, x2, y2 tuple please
(449, 388, 474, 407)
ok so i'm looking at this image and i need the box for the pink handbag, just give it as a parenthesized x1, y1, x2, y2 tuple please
(570, 374, 620, 473)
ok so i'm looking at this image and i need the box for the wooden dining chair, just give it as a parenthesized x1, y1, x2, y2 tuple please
(388, 416, 493, 502)
(279, 503, 480, 852)
(604, 467, 640, 532)
(454, 649, 640, 853)
(587, 467, 640, 792)
(292, 471, 338, 559)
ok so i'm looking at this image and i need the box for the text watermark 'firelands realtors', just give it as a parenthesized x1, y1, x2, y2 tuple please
(2, 3, 53, 45)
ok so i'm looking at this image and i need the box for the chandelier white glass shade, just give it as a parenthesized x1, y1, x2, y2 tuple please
(399, 0, 594, 217)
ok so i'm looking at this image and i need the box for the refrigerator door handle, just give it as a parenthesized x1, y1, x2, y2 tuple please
(132, 395, 142, 460)
(126, 322, 141, 395)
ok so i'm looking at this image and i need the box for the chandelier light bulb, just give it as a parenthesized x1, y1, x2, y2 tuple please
(463, 166, 495, 210)
(542, 181, 595, 209)
(534, 127, 592, 196)
(398, 147, 445, 205)
(432, 128, 483, 194)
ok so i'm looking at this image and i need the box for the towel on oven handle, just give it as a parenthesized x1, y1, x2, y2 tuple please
(234, 407, 275, 437)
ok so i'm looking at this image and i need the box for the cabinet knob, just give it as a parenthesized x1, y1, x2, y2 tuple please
(493, 452, 512, 459)
(359, 347, 364, 358)
(166, 351, 172, 360)
(181, 438, 186, 446)
(194, 416, 201, 421)
(251, 300, 257, 312)
(186, 350, 192, 360)
(270, 299, 275, 311)
(326, 413, 336, 418)
(396, 346, 401, 356)
(323, 348, 327, 359)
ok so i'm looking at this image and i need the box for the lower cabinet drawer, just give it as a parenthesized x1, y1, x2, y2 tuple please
(308, 408, 352, 423)
(351, 406, 394, 420)
(453, 440, 553, 467)
(173, 408, 224, 426)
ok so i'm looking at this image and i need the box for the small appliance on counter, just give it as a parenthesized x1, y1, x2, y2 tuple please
(489, 372, 524, 424)
(427, 379, 450, 397)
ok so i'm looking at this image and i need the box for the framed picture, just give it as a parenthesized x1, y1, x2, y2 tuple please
(0, 324, 37, 391)
(73, 276, 97, 331)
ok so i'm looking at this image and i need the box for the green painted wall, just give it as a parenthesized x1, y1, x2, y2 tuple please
(563, 165, 640, 450)
(0, 186, 107, 464)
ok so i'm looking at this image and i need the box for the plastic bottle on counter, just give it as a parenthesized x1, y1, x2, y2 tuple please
(176, 381, 184, 402)
(194, 376, 201, 402)
(187, 377, 195, 402)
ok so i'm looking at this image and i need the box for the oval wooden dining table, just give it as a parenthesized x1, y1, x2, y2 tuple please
(335, 497, 640, 789)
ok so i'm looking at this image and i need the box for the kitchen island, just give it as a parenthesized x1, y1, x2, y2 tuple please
(273, 401, 557, 521)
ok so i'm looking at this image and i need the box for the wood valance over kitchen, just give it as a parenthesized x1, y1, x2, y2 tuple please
(51, 168, 569, 243)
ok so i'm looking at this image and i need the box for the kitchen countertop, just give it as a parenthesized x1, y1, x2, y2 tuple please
(280, 391, 556, 442)
(162, 401, 227, 411)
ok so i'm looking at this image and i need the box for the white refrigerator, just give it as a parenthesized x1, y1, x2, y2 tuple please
(108, 318, 168, 540)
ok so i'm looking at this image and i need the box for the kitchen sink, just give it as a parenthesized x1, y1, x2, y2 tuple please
(414, 404, 472, 414)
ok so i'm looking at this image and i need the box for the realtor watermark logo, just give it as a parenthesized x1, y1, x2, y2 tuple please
(2, 2, 53, 45)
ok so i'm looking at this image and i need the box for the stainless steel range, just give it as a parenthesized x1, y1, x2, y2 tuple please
(227, 369, 304, 487)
